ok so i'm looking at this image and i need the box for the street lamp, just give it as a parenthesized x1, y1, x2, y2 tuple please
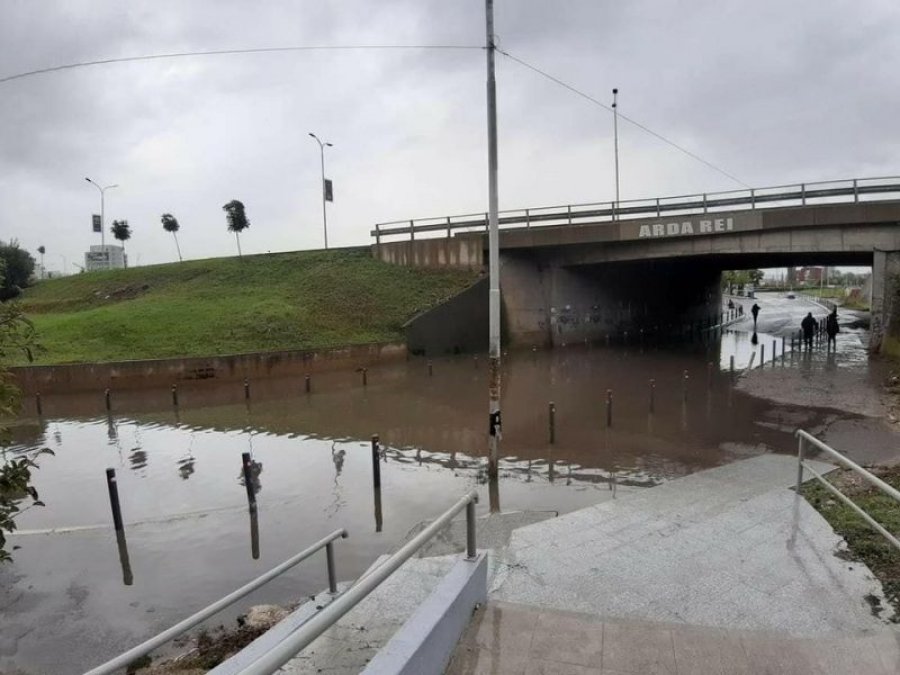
(308, 133, 333, 249)
(85, 177, 118, 250)
(612, 88, 620, 220)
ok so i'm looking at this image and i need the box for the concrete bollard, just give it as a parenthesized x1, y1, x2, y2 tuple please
(649, 379, 656, 413)
(371, 435, 382, 490)
(105, 468, 125, 532)
(244, 379, 250, 400)
(241, 452, 256, 508)
(305, 374, 311, 393)
(35, 393, 42, 416)
(549, 402, 556, 444)
(682, 370, 689, 403)
(171, 384, 178, 407)
(606, 389, 613, 428)
(105, 388, 111, 411)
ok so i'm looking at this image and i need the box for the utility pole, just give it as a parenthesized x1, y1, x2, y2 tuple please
(612, 88, 620, 220)
(85, 177, 118, 251)
(308, 133, 333, 249)
(485, 0, 501, 482)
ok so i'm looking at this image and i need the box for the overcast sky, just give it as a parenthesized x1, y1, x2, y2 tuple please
(1, 0, 898, 272)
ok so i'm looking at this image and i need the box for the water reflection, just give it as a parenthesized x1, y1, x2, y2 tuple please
(249, 505, 260, 560)
(115, 529, 133, 586)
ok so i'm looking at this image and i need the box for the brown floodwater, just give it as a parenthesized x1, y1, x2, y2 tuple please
(0, 294, 868, 675)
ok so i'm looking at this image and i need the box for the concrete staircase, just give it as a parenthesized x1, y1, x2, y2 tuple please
(490, 453, 894, 636)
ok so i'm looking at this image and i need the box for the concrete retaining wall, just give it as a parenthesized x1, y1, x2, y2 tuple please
(372, 238, 484, 270)
(405, 278, 489, 356)
(10, 342, 407, 394)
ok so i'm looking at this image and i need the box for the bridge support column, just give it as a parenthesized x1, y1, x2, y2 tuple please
(870, 250, 900, 356)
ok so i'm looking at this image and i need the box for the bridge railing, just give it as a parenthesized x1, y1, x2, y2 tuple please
(371, 176, 900, 243)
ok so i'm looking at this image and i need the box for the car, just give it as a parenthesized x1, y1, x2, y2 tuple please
(787, 293, 796, 299)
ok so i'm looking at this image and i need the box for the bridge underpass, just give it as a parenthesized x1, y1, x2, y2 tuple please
(372, 178, 900, 355)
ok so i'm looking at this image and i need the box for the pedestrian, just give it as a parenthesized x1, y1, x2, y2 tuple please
(801, 312, 818, 350)
(751, 303, 760, 329)
(825, 308, 839, 350)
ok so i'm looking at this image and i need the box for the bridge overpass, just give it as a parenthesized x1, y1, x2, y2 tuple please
(371, 177, 900, 354)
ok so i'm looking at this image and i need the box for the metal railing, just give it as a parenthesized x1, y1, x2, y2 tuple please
(371, 176, 900, 243)
(796, 429, 900, 551)
(234, 490, 479, 675)
(84, 528, 348, 675)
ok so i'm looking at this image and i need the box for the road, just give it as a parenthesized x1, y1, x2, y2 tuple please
(730, 291, 828, 338)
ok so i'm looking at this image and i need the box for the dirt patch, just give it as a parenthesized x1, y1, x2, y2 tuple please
(803, 466, 900, 620)
(95, 283, 151, 302)
(131, 604, 289, 673)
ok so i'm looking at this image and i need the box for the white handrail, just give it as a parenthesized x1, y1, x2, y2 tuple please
(84, 528, 348, 675)
(235, 490, 479, 675)
(795, 429, 900, 551)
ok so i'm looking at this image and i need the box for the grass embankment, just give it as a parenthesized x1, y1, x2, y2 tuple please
(803, 467, 900, 619)
(15, 249, 479, 365)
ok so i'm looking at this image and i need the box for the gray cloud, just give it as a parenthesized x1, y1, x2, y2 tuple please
(1, 0, 898, 271)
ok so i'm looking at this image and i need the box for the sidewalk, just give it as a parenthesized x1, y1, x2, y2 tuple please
(447, 601, 900, 675)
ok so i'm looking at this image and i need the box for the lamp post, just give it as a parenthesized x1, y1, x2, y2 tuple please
(612, 88, 620, 220)
(308, 133, 333, 249)
(85, 177, 118, 251)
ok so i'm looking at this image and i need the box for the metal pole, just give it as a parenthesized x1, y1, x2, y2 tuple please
(100, 187, 106, 249)
(606, 389, 613, 428)
(548, 401, 556, 444)
(466, 499, 477, 559)
(325, 541, 338, 594)
(612, 88, 620, 219)
(371, 435, 381, 490)
(485, 0, 502, 480)
(309, 134, 332, 249)
(242, 452, 256, 508)
(796, 434, 805, 493)
(106, 468, 124, 532)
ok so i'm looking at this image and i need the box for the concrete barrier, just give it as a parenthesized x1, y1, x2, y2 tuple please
(10, 342, 407, 394)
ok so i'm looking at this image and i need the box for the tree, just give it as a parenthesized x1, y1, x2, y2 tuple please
(161, 214, 182, 262)
(37, 246, 45, 279)
(110, 220, 131, 255)
(0, 259, 50, 561)
(0, 241, 35, 300)
(223, 200, 250, 259)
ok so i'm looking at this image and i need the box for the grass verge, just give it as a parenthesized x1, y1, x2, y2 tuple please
(14, 248, 480, 365)
(802, 466, 900, 620)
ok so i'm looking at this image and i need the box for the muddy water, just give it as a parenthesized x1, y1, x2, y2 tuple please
(0, 296, 867, 674)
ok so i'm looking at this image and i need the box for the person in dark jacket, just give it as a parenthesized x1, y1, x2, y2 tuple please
(825, 308, 839, 350)
(801, 312, 818, 350)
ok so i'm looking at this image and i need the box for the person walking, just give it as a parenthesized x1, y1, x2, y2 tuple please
(825, 307, 839, 350)
(801, 312, 818, 350)
(751, 303, 760, 329)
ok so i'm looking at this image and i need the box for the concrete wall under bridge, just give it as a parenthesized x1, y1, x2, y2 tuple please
(373, 201, 900, 351)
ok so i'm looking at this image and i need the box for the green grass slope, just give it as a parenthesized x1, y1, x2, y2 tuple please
(15, 248, 480, 365)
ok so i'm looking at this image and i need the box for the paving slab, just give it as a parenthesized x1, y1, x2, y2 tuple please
(446, 601, 900, 675)
(490, 453, 894, 636)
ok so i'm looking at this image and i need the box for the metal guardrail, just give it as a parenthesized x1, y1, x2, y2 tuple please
(84, 528, 348, 675)
(234, 490, 479, 675)
(795, 429, 900, 551)
(371, 176, 900, 243)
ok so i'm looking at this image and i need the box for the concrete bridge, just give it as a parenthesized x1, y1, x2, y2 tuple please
(371, 177, 900, 354)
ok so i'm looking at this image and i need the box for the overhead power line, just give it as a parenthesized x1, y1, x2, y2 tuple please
(497, 48, 749, 188)
(0, 44, 482, 85)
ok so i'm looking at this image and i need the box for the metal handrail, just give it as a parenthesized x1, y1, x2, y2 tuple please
(371, 175, 900, 242)
(795, 429, 900, 551)
(84, 528, 348, 675)
(235, 490, 479, 675)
